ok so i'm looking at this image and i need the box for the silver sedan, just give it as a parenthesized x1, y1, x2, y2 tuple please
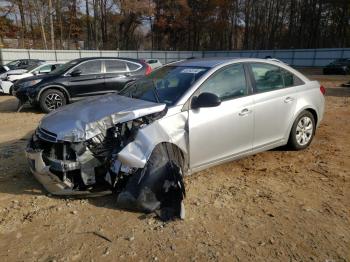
(26, 58, 325, 219)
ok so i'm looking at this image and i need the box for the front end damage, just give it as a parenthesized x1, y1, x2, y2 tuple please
(26, 94, 187, 220)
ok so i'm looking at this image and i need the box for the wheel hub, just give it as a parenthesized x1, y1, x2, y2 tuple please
(295, 116, 313, 146)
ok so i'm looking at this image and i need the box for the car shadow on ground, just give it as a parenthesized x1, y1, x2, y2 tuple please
(0, 96, 42, 113)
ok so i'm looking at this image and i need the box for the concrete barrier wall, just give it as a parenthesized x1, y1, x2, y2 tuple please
(1, 48, 349, 67)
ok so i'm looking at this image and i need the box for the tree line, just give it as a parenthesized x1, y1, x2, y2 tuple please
(0, 0, 349, 50)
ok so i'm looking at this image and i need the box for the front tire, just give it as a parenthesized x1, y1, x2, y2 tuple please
(288, 111, 315, 150)
(39, 89, 66, 113)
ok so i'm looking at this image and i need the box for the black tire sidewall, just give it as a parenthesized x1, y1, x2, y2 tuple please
(39, 89, 66, 113)
(289, 111, 315, 150)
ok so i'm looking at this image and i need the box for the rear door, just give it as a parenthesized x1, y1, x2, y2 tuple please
(103, 59, 140, 92)
(65, 60, 104, 98)
(248, 63, 302, 149)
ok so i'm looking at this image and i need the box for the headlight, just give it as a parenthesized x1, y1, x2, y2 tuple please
(21, 79, 42, 88)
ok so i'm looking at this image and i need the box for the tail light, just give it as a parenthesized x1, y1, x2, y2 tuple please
(320, 85, 326, 95)
(145, 64, 152, 76)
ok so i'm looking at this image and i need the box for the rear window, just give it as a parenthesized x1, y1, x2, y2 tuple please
(147, 60, 158, 64)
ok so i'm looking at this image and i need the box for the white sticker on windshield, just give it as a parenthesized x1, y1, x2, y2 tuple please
(180, 68, 205, 74)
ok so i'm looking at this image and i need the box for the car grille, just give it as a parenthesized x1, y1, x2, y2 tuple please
(37, 127, 57, 142)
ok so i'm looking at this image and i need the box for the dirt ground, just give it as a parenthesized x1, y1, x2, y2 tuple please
(0, 75, 349, 262)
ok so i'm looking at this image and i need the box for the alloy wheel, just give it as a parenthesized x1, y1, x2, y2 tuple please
(295, 116, 313, 146)
(45, 93, 63, 110)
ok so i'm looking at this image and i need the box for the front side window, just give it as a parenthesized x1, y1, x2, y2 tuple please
(199, 63, 247, 101)
(105, 60, 127, 73)
(75, 60, 102, 74)
(250, 63, 284, 92)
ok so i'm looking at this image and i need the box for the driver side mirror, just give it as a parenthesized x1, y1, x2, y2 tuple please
(70, 69, 82, 77)
(191, 92, 221, 109)
(33, 71, 39, 75)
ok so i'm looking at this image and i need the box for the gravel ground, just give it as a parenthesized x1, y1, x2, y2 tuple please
(0, 76, 349, 262)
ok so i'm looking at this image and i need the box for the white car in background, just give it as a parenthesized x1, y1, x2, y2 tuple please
(0, 62, 63, 95)
(145, 59, 162, 70)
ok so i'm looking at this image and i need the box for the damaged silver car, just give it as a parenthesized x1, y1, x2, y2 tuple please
(26, 58, 325, 220)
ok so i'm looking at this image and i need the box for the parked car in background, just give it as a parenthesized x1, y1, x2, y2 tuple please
(4, 59, 45, 70)
(25, 58, 324, 219)
(0, 62, 63, 95)
(1, 60, 45, 80)
(145, 59, 163, 70)
(0, 65, 9, 75)
(323, 58, 350, 75)
(0, 66, 10, 93)
(13, 57, 152, 112)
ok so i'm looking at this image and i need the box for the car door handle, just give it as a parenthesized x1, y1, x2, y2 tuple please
(284, 97, 294, 103)
(239, 108, 252, 116)
(96, 75, 104, 79)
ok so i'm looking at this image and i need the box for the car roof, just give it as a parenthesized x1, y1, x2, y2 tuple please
(172, 57, 239, 68)
(171, 57, 292, 68)
(74, 57, 143, 63)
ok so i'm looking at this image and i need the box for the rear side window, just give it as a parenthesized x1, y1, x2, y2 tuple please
(75, 60, 102, 74)
(199, 63, 247, 101)
(250, 63, 304, 92)
(105, 60, 127, 73)
(281, 68, 304, 87)
(250, 63, 284, 92)
(127, 62, 142, 71)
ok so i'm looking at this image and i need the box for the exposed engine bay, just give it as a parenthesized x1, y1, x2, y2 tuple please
(26, 95, 188, 221)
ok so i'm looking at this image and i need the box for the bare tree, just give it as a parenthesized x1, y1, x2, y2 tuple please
(48, 0, 55, 49)
(33, 0, 48, 49)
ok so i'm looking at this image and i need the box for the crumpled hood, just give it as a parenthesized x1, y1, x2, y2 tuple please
(39, 94, 166, 142)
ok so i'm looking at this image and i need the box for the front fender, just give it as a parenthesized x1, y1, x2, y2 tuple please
(35, 85, 71, 102)
(118, 111, 188, 169)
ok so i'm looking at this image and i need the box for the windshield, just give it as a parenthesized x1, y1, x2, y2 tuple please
(6, 60, 20, 66)
(26, 64, 42, 73)
(120, 66, 209, 106)
(49, 60, 80, 75)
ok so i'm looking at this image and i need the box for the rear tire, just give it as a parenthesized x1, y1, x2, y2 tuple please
(39, 89, 66, 113)
(288, 111, 315, 150)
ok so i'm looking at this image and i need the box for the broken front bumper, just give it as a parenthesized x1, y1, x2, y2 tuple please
(25, 147, 111, 196)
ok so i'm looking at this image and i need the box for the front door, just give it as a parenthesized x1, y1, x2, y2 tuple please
(188, 63, 254, 170)
(66, 60, 104, 98)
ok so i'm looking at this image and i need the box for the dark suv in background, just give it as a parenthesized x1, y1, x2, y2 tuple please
(323, 58, 350, 75)
(13, 57, 152, 112)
